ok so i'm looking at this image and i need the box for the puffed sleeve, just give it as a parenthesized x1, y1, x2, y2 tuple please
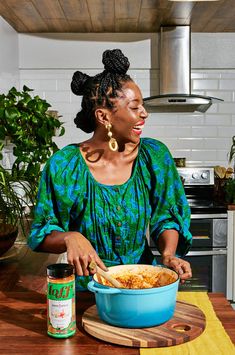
(148, 141, 192, 257)
(27, 158, 66, 250)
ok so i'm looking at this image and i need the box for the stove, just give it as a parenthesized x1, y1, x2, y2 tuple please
(176, 167, 228, 294)
(148, 167, 228, 294)
(177, 167, 227, 214)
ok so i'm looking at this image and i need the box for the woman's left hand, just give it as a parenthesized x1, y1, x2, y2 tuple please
(161, 255, 192, 283)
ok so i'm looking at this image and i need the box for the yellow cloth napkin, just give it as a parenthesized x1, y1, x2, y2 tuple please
(140, 292, 235, 355)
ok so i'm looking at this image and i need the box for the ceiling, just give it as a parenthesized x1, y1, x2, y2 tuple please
(0, 0, 235, 33)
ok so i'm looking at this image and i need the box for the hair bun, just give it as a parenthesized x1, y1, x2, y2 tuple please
(71, 71, 90, 95)
(102, 49, 130, 75)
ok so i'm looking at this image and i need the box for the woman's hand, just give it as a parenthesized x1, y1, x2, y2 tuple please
(64, 232, 107, 276)
(161, 254, 192, 283)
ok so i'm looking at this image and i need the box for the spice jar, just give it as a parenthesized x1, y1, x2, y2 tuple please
(47, 263, 76, 338)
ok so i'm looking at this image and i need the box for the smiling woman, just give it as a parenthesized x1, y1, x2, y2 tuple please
(28, 49, 192, 291)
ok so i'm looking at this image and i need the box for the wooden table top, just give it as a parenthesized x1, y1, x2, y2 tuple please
(0, 245, 234, 354)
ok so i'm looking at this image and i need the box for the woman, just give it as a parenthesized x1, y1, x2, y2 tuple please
(28, 49, 192, 290)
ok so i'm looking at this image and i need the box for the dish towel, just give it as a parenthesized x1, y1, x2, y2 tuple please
(140, 292, 235, 355)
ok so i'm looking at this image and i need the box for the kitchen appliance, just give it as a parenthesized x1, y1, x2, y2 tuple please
(144, 26, 223, 113)
(87, 264, 179, 328)
(149, 167, 228, 294)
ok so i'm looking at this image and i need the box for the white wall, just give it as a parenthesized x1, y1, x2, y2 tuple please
(19, 33, 235, 167)
(0, 16, 19, 92)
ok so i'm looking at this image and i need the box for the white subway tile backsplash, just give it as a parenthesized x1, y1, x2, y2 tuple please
(191, 73, 204, 79)
(217, 150, 230, 162)
(148, 115, 178, 125)
(137, 79, 150, 92)
(20, 79, 41, 90)
(192, 126, 217, 137)
(218, 126, 235, 137)
(20, 70, 72, 80)
(45, 91, 71, 103)
(159, 138, 178, 149)
(178, 115, 204, 126)
(132, 70, 151, 79)
(20, 79, 57, 91)
(163, 126, 192, 137)
(171, 150, 191, 159)
(218, 103, 235, 114)
(19, 68, 235, 166)
(193, 79, 218, 90)
(207, 161, 226, 167)
(143, 126, 165, 137)
(191, 90, 205, 96)
(204, 115, 231, 126)
(57, 79, 71, 91)
(39, 80, 57, 91)
(204, 138, 230, 149)
(191, 150, 217, 161)
(220, 80, 235, 90)
(202, 73, 221, 79)
(221, 72, 235, 78)
(178, 138, 204, 149)
(53, 102, 78, 115)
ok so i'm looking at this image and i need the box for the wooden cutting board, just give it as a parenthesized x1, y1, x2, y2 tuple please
(82, 300, 206, 348)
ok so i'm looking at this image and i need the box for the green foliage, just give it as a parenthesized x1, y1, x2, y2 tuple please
(0, 168, 29, 228)
(228, 136, 235, 166)
(224, 178, 235, 205)
(0, 86, 65, 193)
(0, 86, 65, 233)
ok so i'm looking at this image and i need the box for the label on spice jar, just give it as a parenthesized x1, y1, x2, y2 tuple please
(47, 281, 76, 338)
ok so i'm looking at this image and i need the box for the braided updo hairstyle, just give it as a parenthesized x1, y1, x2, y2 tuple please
(71, 49, 132, 133)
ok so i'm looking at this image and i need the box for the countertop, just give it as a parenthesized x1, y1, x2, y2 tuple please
(0, 245, 235, 354)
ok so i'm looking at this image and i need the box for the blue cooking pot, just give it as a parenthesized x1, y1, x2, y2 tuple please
(87, 264, 179, 328)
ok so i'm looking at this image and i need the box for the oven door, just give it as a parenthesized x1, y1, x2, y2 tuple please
(190, 214, 227, 248)
(178, 249, 227, 293)
(151, 249, 227, 293)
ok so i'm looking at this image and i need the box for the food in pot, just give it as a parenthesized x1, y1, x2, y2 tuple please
(98, 267, 177, 289)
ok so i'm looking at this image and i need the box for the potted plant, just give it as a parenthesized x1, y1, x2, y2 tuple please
(228, 135, 235, 171)
(0, 163, 29, 256)
(224, 178, 235, 208)
(0, 86, 65, 254)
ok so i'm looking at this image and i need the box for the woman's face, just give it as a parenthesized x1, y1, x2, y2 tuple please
(109, 81, 148, 144)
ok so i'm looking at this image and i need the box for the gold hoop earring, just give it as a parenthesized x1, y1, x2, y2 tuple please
(106, 123, 118, 152)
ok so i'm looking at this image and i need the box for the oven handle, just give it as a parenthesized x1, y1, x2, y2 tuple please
(151, 249, 227, 256)
(186, 250, 227, 256)
(191, 213, 227, 219)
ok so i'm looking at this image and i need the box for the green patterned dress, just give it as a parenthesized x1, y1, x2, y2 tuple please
(28, 138, 192, 290)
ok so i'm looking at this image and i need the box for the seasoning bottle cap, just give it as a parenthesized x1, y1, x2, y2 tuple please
(47, 263, 74, 278)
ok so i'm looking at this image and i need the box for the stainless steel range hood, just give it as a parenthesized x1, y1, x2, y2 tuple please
(144, 26, 223, 113)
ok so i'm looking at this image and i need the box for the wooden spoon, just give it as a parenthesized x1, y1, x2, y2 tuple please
(89, 261, 122, 288)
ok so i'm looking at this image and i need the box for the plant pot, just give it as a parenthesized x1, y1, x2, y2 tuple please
(0, 224, 18, 256)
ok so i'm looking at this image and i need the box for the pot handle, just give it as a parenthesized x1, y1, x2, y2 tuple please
(87, 281, 122, 294)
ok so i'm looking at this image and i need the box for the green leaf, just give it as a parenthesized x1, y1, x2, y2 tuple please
(23, 85, 33, 92)
(0, 107, 5, 118)
(0, 125, 6, 140)
(59, 127, 65, 137)
(8, 87, 18, 96)
(4, 107, 19, 120)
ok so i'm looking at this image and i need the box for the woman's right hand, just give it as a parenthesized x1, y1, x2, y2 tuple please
(64, 232, 107, 276)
